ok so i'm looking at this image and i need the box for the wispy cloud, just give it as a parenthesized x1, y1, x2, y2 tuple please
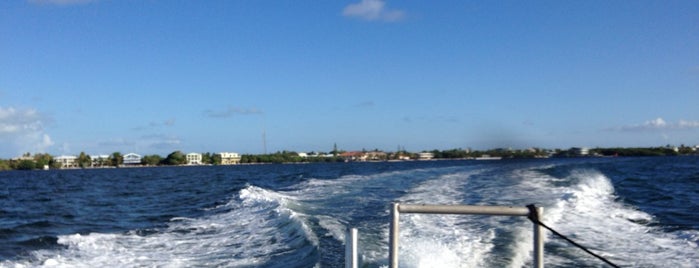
(97, 138, 136, 147)
(691, 65, 699, 74)
(149, 139, 182, 150)
(615, 117, 699, 131)
(0, 106, 54, 155)
(132, 118, 176, 131)
(140, 134, 182, 150)
(204, 106, 263, 118)
(149, 118, 175, 127)
(28, 0, 96, 5)
(402, 115, 459, 124)
(354, 101, 375, 108)
(95, 134, 181, 153)
(342, 0, 406, 22)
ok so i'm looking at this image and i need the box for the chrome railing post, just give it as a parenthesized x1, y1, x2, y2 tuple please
(345, 228, 359, 268)
(533, 206, 544, 268)
(389, 202, 400, 268)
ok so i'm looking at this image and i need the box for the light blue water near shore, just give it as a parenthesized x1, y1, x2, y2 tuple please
(1, 157, 698, 267)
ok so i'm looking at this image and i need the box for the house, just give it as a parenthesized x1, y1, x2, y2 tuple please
(186, 153, 202, 165)
(570, 147, 589, 156)
(365, 151, 387, 161)
(217, 152, 241, 165)
(340, 151, 366, 162)
(90, 155, 109, 167)
(338, 151, 388, 162)
(123, 153, 142, 165)
(55, 155, 78, 169)
(418, 152, 434, 160)
(397, 155, 411, 160)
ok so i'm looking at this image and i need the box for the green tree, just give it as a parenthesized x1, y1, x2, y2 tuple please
(202, 152, 212, 165)
(164, 151, 186, 165)
(142, 154, 162, 166)
(0, 160, 10, 171)
(34, 153, 54, 169)
(678, 144, 694, 155)
(94, 156, 108, 167)
(110, 152, 123, 167)
(212, 153, 222, 165)
(16, 160, 36, 170)
(77, 152, 91, 168)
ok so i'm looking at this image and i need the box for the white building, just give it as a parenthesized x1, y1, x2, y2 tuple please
(571, 147, 589, 156)
(217, 152, 241, 165)
(90, 155, 110, 167)
(186, 153, 203, 165)
(123, 153, 142, 165)
(55, 155, 78, 169)
(418, 152, 434, 160)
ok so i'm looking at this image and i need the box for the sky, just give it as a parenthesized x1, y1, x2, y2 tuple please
(1, 0, 698, 158)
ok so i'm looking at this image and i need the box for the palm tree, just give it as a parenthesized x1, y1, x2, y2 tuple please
(110, 152, 123, 167)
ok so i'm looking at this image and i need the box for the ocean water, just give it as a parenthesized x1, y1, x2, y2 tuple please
(1, 157, 698, 267)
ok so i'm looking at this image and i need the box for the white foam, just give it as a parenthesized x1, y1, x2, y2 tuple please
(4, 163, 696, 267)
(1, 185, 319, 268)
(553, 170, 697, 266)
(384, 165, 699, 267)
(509, 168, 699, 267)
(317, 215, 347, 242)
(392, 170, 497, 268)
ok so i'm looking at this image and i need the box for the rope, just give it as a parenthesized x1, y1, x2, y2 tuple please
(526, 204, 621, 268)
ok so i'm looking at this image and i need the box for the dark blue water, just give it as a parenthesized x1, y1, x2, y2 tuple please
(1, 157, 697, 267)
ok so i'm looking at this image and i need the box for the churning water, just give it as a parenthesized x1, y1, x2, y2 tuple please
(1, 157, 698, 267)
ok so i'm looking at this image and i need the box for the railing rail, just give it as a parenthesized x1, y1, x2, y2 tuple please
(388, 203, 544, 268)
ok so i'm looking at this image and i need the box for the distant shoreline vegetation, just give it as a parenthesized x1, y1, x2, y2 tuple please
(1, 145, 698, 171)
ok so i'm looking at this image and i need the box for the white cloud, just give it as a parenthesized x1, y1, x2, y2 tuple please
(678, 120, 699, 128)
(618, 117, 699, 131)
(0, 106, 54, 155)
(342, 0, 406, 22)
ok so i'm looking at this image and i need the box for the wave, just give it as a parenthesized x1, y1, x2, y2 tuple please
(16, 236, 60, 249)
(260, 166, 477, 267)
(0, 185, 319, 268)
(3, 161, 696, 268)
(514, 168, 699, 267)
(378, 164, 699, 268)
(394, 170, 496, 268)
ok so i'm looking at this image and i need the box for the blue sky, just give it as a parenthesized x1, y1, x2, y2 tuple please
(1, 0, 698, 157)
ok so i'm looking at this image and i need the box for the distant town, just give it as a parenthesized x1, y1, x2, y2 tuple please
(1, 144, 698, 171)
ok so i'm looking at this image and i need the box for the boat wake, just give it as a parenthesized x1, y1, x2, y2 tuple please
(505, 167, 699, 267)
(2, 162, 697, 268)
(2, 185, 319, 268)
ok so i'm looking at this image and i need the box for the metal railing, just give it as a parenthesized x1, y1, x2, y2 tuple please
(345, 227, 359, 268)
(345, 203, 545, 268)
